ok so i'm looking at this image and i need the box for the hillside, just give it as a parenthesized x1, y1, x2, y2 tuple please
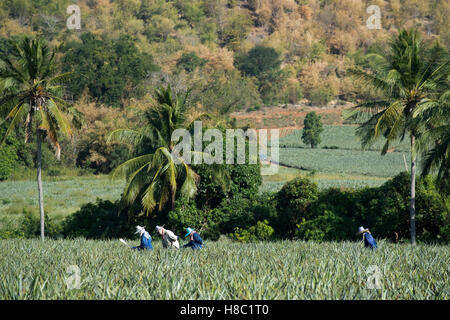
(1, 0, 448, 113)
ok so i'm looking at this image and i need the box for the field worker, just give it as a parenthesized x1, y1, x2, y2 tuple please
(182, 227, 203, 250)
(132, 225, 153, 250)
(357, 226, 377, 250)
(156, 225, 180, 249)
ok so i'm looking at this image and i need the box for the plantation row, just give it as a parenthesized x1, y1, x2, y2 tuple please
(278, 148, 410, 177)
(0, 239, 448, 299)
(275, 126, 410, 152)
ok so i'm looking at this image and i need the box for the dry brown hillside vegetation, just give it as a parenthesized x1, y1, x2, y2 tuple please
(0, 0, 448, 113)
(0, 0, 448, 174)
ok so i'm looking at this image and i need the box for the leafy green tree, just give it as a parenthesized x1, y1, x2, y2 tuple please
(302, 112, 324, 148)
(348, 29, 450, 245)
(0, 36, 80, 240)
(235, 46, 282, 78)
(62, 33, 159, 107)
(235, 46, 287, 104)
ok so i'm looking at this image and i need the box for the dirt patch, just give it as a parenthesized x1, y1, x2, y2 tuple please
(231, 103, 353, 129)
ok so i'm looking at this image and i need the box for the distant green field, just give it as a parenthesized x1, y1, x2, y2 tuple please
(275, 125, 410, 151)
(0, 239, 448, 299)
(260, 166, 388, 193)
(278, 148, 410, 177)
(0, 176, 125, 230)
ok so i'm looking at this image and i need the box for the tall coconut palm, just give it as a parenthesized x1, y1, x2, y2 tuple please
(0, 37, 81, 240)
(348, 29, 450, 245)
(108, 85, 212, 215)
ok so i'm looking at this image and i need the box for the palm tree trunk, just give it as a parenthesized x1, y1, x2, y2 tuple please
(410, 134, 416, 246)
(171, 188, 175, 211)
(37, 129, 45, 241)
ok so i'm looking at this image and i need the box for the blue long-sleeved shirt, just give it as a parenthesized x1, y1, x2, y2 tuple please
(183, 232, 203, 250)
(132, 232, 153, 250)
(363, 232, 377, 250)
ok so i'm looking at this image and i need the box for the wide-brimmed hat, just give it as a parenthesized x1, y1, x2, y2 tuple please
(135, 225, 145, 234)
(184, 227, 194, 238)
(155, 225, 164, 232)
(356, 226, 369, 235)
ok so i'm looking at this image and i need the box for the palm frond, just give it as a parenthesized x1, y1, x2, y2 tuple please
(107, 129, 144, 147)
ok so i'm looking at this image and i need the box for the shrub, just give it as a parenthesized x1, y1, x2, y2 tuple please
(20, 210, 62, 239)
(294, 172, 449, 243)
(275, 177, 319, 238)
(231, 220, 274, 242)
(0, 144, 17, 180)
(62, 199, 133, 239)
(167, 197, 221, 241)
(216, 192, 277, 235)
(308, 87, 333, 106)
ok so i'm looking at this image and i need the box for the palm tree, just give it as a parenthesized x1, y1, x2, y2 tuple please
(108, 85, 206, 215)
(413, 90, 450, 190)
(0, 37, 80, 240)
(348, 29, 450, 245)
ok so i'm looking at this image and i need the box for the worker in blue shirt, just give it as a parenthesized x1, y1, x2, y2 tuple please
(183, 227, 203, 250)
(357, 226, 377, 250)
(132, 225, 153, 250)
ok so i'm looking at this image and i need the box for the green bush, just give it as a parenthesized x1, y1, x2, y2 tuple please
(231, 220, 274, 242)
(62, 199, 134, 239)
(308, 87, 333, 106)
(0, 144, 17, 180)
(20, 209, 62, 239)
(275, 177, 319, 238)
(293, 172, 449, 243)
(167, 197, 221, 241)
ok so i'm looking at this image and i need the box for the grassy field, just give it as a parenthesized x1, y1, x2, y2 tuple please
(0, 239, 448, 299)
(278, 148, 409, 177)
(276, 125, 410, 151)
(261, 166, 388, 193)
(260, 125, 412, 192)
(0, 176, 125, 231)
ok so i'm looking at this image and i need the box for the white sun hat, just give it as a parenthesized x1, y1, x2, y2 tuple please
(135, 225, 146, 234)
(356, 226, 369, 235)
(155, 225, 164, 232)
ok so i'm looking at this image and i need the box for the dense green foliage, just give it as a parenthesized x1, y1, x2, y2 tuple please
(62, 199, 131, 239)
(0, 143, 17, 180)
(176, 52, 208, 73)
(293, 173, 449, 243)
(235, 46, 281, 78)
(231, 219, 274, 242)
(302, 112, 324, 148)
(275, 177, 319, 238)
(62, 33, 159, 107)
(235, 45, 288, 104)
(0, 239, 448, 299)
(1, 171, 448, 244)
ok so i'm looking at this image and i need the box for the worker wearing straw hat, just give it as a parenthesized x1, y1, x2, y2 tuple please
(132, 225, 153, 250)
(156, 225, 180, 249)
(357, 226, 377, 250)
(182, 227, 203, 250)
